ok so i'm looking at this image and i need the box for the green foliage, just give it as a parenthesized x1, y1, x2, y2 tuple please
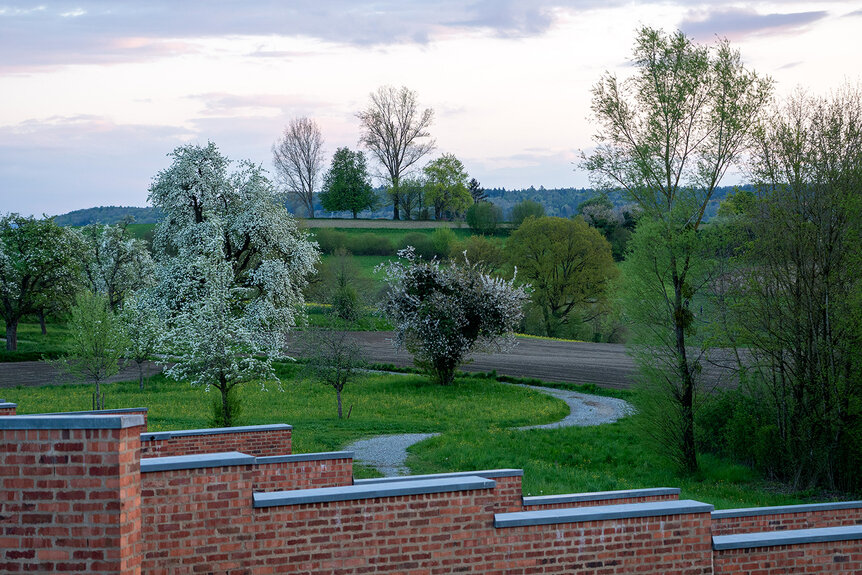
(320, 147, 376, 218)
(577, 194, 636, 261)
(300, 328, 367, 418)
(54, 291, 128, 409)
(510, 199, 545, 227)
(0, 214, 83, 351)
(209, 384, 242, 428)
(398, 232, 436, 260)
(582, 26, 772, 474)
(53, 206, 163, 226)
(429, 227, 457, 259)
(423, 154, 472, 220)
(508, 216, 617, 338)
(449, 235, 506, 274)
(465, 201, 503, 235)
(311, 229, 395, 256)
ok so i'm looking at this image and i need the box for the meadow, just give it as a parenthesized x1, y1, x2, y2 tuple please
(2, 366, 815, 509)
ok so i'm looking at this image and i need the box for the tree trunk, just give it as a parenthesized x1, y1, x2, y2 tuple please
(220, 380, 231, 427)
(138, 361, 145, 391)
(5, 319, 17, 351)
(352, 209, 358, 219)
(336, 388, 343, 419)
(392, 199, 400, 220)
(673, 278, 698, 474)
(39, 309, 47, 335)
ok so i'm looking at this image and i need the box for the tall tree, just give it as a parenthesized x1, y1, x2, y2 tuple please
(0, 214, 82, 351)
(319, 147, 376, 218)
(272, 117, 325, 218)
(398, 176, 428, 220)
(468, 178, 487, 203)
(149, 142, 319, 426)
(81, 220, 155, 311)
(728, 88, 862, 491)
(357, 86, 435, 220)
(424, 153, 472, 220)
(508, 216, 617, 338)
(582, 27, 772, 472)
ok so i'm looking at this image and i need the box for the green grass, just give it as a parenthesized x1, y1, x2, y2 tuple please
(3, 366, 835, 507)
(303, 303, 392, 331)
(0, 322, 73, 362)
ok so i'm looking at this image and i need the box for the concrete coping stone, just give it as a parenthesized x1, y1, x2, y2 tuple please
(712, 500, 862, 519)
(0, 402, 17, 409)
(141, 423, 292, 442)
(494, 499, 714, 528)
(353, 469, 523, 486)
(523, 487, 680, 506)
(256, 451, 354, 464)
(141, 451, 256, 473)
(0, 413, 145, 430)
(713, 525, 862, 550)
(253, 475, 497, 508)
(40, 407, 148, 415)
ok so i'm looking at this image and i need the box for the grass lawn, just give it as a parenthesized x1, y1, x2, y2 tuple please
(2, 366, 825, 509)
(0, 322, 73, 362)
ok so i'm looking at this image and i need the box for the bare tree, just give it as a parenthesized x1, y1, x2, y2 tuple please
(357, 86, 435, 220)
(272, 117, 325, 218)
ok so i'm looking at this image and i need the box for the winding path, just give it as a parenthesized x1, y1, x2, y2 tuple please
(345, 384, 633, 477)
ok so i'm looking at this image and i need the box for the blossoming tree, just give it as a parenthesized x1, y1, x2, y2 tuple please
(148, 142, 319, 425)
(379, 249, 528, 385)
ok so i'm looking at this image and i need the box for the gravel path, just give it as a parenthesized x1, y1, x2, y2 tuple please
(345, 384, 633, 477)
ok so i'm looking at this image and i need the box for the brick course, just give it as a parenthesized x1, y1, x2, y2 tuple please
(140, 425, 291, 457)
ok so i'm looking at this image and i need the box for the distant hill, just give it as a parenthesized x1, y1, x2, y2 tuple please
(53, 206, 162, 226)
(54, 185, 744, 226)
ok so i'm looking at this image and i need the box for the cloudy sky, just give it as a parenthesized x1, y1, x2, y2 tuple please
(2, 1, 860, 216)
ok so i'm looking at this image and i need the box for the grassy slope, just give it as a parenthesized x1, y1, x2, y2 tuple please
(3, 368, 824, 508)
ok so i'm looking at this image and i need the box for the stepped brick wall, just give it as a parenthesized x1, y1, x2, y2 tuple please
(0, 401, 16, 416)
(2, 407, 861, 574)
(139, 423, 292, 457)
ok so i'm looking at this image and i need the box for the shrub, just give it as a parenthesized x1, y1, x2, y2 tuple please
(347, 233, 395, 256)
(430, 227, 457, 259)
(399, 232, 436, 260)
(450, 235, 506, 273)
(378, 250, 529, 385)
(314, 229, 349, 254)
(466, 201, 503, 235)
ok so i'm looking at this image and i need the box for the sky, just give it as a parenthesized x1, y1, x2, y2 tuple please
(1, 1, 861, 217)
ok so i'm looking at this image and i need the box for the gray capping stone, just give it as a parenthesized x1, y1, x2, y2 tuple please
(353, 469, 523, 486)
(254, 475, 497, 508)
(141, 451, 256, 473)
(523, 487, 680, 506)
(141, 423, 292, 442)
(0, 414, 144, 430)
(256, 451, 354, 464)
(713, 525, 862, 550)
(494, 499, 714, 528)
(0, 402, 17, 409)
(39, 407, 147, 417)
(712, 500, 862, 519)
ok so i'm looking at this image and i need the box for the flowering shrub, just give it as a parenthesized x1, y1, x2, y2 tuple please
(379, 248, 528, 385)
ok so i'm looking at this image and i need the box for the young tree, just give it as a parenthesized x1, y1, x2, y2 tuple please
(0, 214, 82, 350)
(424, 154, 472, 220)
(508, 216, 617, 337)
(81, 220, 155, 311)
(272, 117, 325, 218)
(379, 249, 528, 385)
(582, 27, 772, 472)
(319, 147, 376, 218)
(55, 291, 127, 410)
(120, 292, 161, 390)
(357, 86, 435, 220)
(301, 328, 367, 418)
(149, 142, 319, 426)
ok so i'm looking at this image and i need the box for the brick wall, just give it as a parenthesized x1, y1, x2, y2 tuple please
(0, 415, 144, 574)
(0, 402, 16, 416)
(712, 504, 862, 535)
(140, 424, 292, 458)
(252, 455, 354, 491)
(714, 541, 862, 573)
